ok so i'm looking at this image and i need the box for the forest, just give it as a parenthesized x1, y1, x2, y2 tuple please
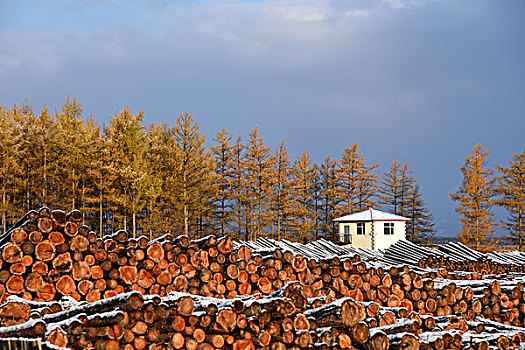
(0, 97, 522, 248)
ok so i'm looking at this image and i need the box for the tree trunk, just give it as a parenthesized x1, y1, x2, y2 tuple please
(99, 175, 103, 237)
(2, 182, 6, 234)
(132, 199, 136, 239)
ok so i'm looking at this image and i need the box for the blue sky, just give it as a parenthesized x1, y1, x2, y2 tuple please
(1, 0, 524, 236)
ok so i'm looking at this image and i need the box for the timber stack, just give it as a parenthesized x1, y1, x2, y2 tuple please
(0, 208, 523, 349)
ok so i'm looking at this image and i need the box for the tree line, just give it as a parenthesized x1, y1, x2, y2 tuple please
(0, 98, 436, 242)
(450, 144, 525, 251)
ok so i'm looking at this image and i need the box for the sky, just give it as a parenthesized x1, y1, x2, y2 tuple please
(0, 0, 524, 237)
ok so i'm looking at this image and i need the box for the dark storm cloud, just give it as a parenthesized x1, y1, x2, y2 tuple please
(0, 0, 524, 235)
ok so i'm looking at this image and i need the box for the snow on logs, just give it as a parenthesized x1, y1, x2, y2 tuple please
(0, 208, 524, 348)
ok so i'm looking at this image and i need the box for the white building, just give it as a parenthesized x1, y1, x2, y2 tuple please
(334, 209, 410, 250)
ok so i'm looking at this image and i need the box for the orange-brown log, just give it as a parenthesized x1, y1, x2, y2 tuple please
(52, 252, 73, 272)
(191, 250, 209, 270)
(132, 321, 148, 335)
(70, 235, 89, 252)
(157, 271, 172, 285)
(25, 272, 45, 292)
(47, 327, 68, 347)
(119, 266, 137, 284)
(171, 333, 185, 349)
(137, 269, 155, 289)
(217, 236, 234, 254)
(207, 334, 225, 348)
(232, 340, 255, 350)
(10, 229, 28, 244)
(78, 280, 94, 295)
(56, 275, 76, 295)
(215, 308, 237, 332)
(6, 275, 24, 294)
(72, 261, 92, 281)
(91, 266, 104, 280)
(64, 221, 78, 236)
(10, 263, 25, 275)
(3, 243, 22, 263)
(147, 242, 165, 263)
(37, 217, 54, 234)
(35, 240, 56, 262)
(36, 283, 56, 302)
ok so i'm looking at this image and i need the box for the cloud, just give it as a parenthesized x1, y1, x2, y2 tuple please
(0, 0, 523, 237)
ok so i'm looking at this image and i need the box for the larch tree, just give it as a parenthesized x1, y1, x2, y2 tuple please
(243, 127, 274, 240)
(311, 163, 323, 239)
(0, 106, 23, 232)
(319, 156, 340, 241)
(378, 161, 412, 216)
(83, 121, 110, 236)
(12, 104, 43, 212)
(210, 127, 234, 236)
(336, 143, 379, 216)
(494, 150, 525, 250)
(55, 97, 88, 211)
(105, 106, 149, 237)
(405, 177, 436, 244)
(172, 112, 215, 237)
(288, 151, 317, 242)
(144, 122, 173, 237)
(229, 137, 246, 240)
(269, 139, 292, 240)
(449, 144, 497, 250)
(33, 106, 57, 208)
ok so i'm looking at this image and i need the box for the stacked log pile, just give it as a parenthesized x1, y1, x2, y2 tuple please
(0, 208, 524, 349)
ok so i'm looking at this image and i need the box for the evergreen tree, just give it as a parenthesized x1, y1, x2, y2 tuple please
(319, 156, 340, 241)
(172, 112, 215, 237)
(55, 97, 88, 211)
(229, 137, 246, 240)
(83, 122, 110, 236)
(449, 144, 496, 250)
(243, 127, 274, 240)
(12, 104, 41, 212)
(494, 150, 525, 250)
(269, 139, 292, 240)
(33, 106, 57, 208)
(405, 177, 436, 243)
(378, 161, 411, 216)
(0, 106, 23, 232)
(144, 122, 173, 237)
(289, 151, 317, 242)
(210, 127, 234, 236)
(105, 107, 149, 237)
(337, 143, 378, 216)
(311, 163, 323, 240)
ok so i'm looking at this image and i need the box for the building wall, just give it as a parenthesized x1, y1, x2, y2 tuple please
(374, 221, 406, 250)
(339, 221, 406, 250)
(339, 222, 372, 249)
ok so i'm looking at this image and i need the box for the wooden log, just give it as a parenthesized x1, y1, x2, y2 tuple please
(64, 221, 78, 237)
(35, 240, 56, 262)
(25, 272, 45, 292)
(6, 275, 24, 294)
(56, 275, 76, 295)
(147, 242, 165, 264)
(72, 261, 92, 281)
(215, 308, 237, 332)
(120, 266, 138, 284)
(70, 235, 89, 252)
(47, 327, 68, 348)
(2, 243, 22, 263)
(10, 229, 28, 244)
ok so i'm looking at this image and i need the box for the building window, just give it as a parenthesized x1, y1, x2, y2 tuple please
(384, 223, 394, 235)
(343, 225, 351, 243)
(357, 222, 365, 235)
